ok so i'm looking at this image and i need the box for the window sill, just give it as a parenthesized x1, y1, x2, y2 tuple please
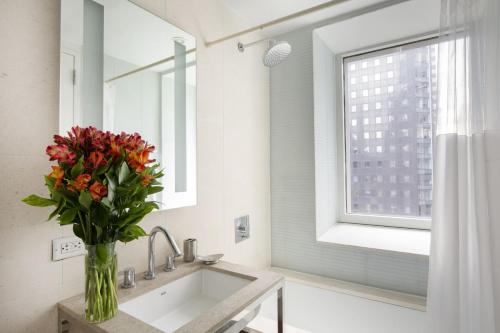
(317, 223, 430, 256)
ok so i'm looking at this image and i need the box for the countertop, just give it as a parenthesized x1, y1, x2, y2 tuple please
(58, 260, 284, 333)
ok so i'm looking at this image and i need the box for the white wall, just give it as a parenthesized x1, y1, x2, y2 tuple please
(0, 0, 270, 331)
(270, 0, 433, 296)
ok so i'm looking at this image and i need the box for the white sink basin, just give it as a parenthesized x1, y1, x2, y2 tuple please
(119, 269, 251, 332)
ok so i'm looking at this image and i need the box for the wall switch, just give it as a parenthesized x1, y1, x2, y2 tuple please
(234, 215, 250, 243)
(52, 236, 85, 261)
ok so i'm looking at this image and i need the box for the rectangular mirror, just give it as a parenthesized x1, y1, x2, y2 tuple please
(60, 0, 197, 210)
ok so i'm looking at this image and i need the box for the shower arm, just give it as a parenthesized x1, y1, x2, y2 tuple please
(237, 38, 274, 52)
(205, 0, 349, 47)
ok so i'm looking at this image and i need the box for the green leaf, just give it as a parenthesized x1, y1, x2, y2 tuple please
(118, 162, 130, 184)
(44, 175, 56, 188)
(106, 172, 117, 203)
(48, 198, 66, 220)
(118, 204, 155, 227)
(107, 185, 115, 203)
(59, 207, 78, 225)
(95, 225, 103, 240)
(94, 205, 109, 227)
(73, 223, 84, 240)
(101, 197, 112, 209)
(148, 186, 163, 195)
(96, 243, 109, 263)
(95, 165, 108, 176)
(70, 156, 84, 177)
(106, 173, 117, 190)
(22, 194, 56, 207)
(78, 191, 93, 210)
(118, 225, 147, 243)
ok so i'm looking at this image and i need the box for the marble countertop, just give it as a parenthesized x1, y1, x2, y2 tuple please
(58, 260, 284, 333)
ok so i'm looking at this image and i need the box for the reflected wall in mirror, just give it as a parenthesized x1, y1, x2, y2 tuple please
(60, 0, 197, 210)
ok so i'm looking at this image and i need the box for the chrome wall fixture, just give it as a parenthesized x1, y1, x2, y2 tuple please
(238, 39, 292, 67)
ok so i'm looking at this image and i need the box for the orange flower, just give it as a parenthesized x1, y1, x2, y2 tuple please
(73, 174, 91, 191)
(127, 147, 155, 172)
(89, 181, 107, 202)
(109, 137, 122, 158)
(141, 174, 154, 186)
(48, 166, 65, 189)
(86, 151, 106, 171)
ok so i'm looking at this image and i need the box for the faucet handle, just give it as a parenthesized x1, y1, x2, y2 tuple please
(120, 267, 136, 288)
(164, 255, 176, 272)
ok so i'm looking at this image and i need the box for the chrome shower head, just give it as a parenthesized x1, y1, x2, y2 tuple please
(237, 39, 292, 67)
(263, 40, 292, 67)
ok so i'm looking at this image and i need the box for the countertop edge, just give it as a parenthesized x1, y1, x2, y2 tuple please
(58, 260, 284, 333)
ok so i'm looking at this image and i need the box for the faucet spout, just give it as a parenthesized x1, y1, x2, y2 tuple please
(144, 226, 182, 280)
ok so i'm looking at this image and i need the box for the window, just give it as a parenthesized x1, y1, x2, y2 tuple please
(341, 38, 437, 229)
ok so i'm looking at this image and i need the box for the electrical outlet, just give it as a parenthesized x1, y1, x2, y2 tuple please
(52, 237, 85, 261)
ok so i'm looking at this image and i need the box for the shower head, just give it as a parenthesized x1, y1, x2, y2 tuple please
(237, 39, 292, 67)
(262, 40, 292, 67)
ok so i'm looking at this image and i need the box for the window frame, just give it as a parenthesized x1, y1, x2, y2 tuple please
(335, 35, 438, 230)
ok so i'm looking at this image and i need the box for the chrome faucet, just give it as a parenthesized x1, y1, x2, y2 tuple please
(144, 226, 182, 280)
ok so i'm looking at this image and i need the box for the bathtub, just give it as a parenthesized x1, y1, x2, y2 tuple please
(246, 272, 429, 333)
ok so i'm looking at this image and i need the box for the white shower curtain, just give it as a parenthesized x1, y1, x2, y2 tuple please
(428, 0, 500, 332)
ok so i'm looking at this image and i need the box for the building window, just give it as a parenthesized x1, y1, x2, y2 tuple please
(342, 38, 437, 228)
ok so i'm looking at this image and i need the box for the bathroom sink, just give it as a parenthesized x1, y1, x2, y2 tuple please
(119, 269, 252, 332)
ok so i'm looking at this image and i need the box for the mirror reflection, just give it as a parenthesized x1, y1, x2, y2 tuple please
(60, 0, 197, 210)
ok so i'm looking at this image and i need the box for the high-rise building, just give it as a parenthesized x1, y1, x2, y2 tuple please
(343, 41, 437, 218)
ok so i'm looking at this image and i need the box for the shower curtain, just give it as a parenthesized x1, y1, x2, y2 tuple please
(428, 0, 500, 332)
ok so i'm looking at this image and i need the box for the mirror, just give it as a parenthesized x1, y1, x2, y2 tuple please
(60, 0, 197, 210)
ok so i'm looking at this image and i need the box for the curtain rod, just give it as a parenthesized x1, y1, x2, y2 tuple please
(204, 0, 349, 47)
(105, 48, 196, 83)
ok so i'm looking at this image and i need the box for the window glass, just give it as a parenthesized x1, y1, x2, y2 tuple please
(343, 40, 437, 218)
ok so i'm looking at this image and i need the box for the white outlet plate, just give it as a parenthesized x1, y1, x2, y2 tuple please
(52, 236, 85, 261)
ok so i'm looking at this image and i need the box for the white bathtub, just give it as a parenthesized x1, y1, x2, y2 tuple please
(247, 279, 430, 333)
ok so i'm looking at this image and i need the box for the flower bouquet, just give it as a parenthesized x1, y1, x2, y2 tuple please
(23, 126, 163, 323)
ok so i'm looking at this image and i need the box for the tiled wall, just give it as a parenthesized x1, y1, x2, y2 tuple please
(0, 0, 270, 331)
(270, 23, 429, 296)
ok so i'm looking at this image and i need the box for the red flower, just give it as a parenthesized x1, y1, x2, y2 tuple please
(86, 151, 106, 171)
(53, 134, 68, 145)
(67, 126, 86, 148)
(141, 174, 154, 186)
(46, 145, 76, 165)
(73, 174, 91, 191)
(48, 166, 65, 189)
(87, 127, 107, 151)
(89, 181, 107, 201)
(122, 133, 144, 152)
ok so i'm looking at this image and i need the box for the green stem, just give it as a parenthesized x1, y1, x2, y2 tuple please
(85, 246, 117, 323)
(77, 211, 87, 244)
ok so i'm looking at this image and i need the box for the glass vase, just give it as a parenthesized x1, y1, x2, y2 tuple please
(85, 242, 118, 323)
